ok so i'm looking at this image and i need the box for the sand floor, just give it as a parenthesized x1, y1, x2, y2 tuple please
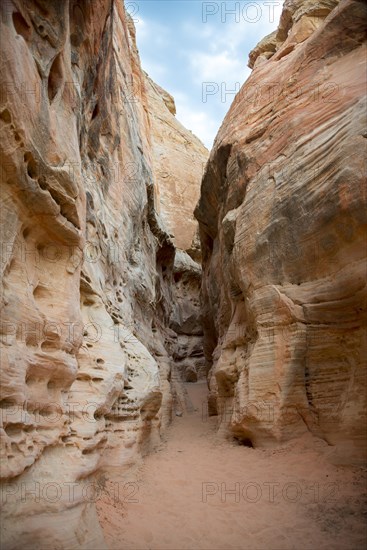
(98, 381, 367, 550)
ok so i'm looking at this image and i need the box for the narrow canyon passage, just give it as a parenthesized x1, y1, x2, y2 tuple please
(1, 1, 366, 547)
(98, 382, 366, 550)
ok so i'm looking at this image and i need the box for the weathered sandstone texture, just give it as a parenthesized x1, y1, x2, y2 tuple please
(145, 72, 207, 384)
(145, 73, 208, 254)
(170, 250, 205, 384)
(196, 0, 367, 462)
(0, 1, 206, 548)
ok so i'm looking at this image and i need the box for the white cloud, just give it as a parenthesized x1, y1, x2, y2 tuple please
(135, 16, 170, 48)
(176, 103, 218, 150)
(191, 50, 249, 85)
(135, 17, 168, 79)
(134, 16, 147, 38)
(135, 1, 285, 149)
(200, 0, 284, 45)
(188, 0, 284, 84)
(142, 59, 167, 79)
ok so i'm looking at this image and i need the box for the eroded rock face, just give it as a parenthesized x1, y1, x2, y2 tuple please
(0, 1, 206, 547)
(144, 70, 208, 387)
(145, 74, 208, 253)
(248, 0, 340, 68)
(196, 0, 367, 462)
(170, 251, 206, 383)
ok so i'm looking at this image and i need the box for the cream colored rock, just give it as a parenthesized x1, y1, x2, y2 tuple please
(196, 0, 367, 463)
(145, 74, 208, 252)
(143, 74, 208, 382)
(248, 31, 278, 69)
(170, 251, 205, 382)
(0, 1, 204, 548)
(249, 0, 339, 67)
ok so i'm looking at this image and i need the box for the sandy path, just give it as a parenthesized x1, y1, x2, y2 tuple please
(99, 381, 367, 550)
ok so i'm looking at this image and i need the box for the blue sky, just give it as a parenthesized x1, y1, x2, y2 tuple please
(130, 1, 284, 149)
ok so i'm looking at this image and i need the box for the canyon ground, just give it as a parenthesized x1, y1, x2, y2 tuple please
(98, 381, 367, 550)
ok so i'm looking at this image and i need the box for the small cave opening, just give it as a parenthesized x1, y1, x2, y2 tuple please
(91, 103, 100, 120)
(41, 339, 60, 352)
(24, 152, 38, 180)
(22, 227, 31, 239)
(173, 272, 182, 283)
(234, 436, 254, 448)
(0, 108, 12, 124)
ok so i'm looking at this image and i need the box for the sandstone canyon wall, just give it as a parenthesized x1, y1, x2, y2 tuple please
(196, 0, 367, 462)
(145, 72, 207, 384)
(0, 1, 207, 548)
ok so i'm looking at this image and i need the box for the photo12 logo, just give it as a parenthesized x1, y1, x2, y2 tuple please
(202, 2, 282, 24)
(125, 2, 140, 23)
(1, 479, 139, 505)
(202, 80, 340, 106)
(202, 480, 340, 504)
(202, 82, 241, 104)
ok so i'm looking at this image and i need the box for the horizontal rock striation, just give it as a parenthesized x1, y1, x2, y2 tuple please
(0, 1, 207, 548)
(196, 0, 367, 462)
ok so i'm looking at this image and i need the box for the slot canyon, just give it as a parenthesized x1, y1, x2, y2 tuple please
(0, 0, 366, 549)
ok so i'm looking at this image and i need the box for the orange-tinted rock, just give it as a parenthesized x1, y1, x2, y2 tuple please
(146, 74, 208, 252)
(0, 1, 204, 547)
(196, 0, 367, 463)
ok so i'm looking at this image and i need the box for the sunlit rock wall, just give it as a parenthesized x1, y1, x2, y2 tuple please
(196, 0, 367, 462)
(144, 66, 208, 385)
(0, 1, 206, 548)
